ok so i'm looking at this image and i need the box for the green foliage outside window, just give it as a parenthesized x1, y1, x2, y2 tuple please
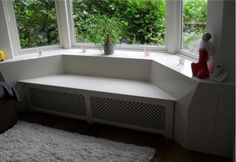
(73, 0, 166, 45)
(13, 0, 207, 49)
(78, 15, 125, 44)
(14, 0, 59, 49)
(183, 0, 208, 50)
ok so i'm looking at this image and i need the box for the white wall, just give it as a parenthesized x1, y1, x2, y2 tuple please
(63, 55, 151, 81)
(187, 83, 235, 156)
(219, 0, 235, 82)
(207, 0, 235, 82)
(0, 56, 63, 82)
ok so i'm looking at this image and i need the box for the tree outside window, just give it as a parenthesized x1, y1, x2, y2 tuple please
(182, 0, 208, 54)
(14, 0, 59, 49)
(72, 0, 166, 46)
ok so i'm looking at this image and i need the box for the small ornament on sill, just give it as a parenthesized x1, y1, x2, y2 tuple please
(0, 50, 6, 61)
(144, 45, 150, 57)
(82, 45, 87, 53)
(38, 50, 43, 57)
(178, 57, 185, 66)
(191, 32, 212, 79)
(210, 61, 227, 82)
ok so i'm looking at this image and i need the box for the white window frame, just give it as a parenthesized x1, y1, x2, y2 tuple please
(180, 0, 208, 60)
(165, 0, 182, 54)
(180, 49, 199, 60)
(2, 0, 21, 55)
(3, 0, 63, 55)
(67, 0, 169, 52)
(2, 0, 206, 59)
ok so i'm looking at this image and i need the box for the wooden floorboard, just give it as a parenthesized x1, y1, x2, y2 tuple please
(17, 111, 231, 162)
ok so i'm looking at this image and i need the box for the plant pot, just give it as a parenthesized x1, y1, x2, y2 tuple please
(103, 43, 115, 55)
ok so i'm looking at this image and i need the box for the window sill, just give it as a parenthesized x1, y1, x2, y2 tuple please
(0, 48, 233, 85)
(62, 48, 196, 80)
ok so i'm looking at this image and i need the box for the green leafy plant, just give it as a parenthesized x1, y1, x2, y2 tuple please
(80, 15, 125, 46)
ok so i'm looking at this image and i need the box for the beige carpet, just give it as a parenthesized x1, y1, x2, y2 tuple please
(0, 121, 155, 162)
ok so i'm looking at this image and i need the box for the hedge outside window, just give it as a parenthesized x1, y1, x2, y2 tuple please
(13, 0, 59, 49)
(72, 0, 166, 46)
(182, 0, 208, 54)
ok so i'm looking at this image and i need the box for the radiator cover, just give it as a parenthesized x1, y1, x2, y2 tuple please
(24, 84, 174, 138)
(91, 96, 166, 131)
(29, 87, 87, 117)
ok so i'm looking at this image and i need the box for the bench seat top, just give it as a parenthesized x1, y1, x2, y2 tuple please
(19, 74, 175, 101)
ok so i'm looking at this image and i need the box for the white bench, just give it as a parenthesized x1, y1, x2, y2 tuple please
(19, 74, 175, 138)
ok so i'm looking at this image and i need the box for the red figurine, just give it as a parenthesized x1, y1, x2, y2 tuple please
(191, 32, 212, 79)
(191, 48, 209, 78)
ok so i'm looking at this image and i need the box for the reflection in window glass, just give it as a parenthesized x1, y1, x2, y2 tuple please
(182, 0, 208, 54)
(14, 0, 59, 48)
(72, 0, 166, 46)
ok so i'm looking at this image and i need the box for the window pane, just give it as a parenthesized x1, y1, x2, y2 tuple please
(72, 0, 166, 46)
(13, 0, 59, 49)
(182, 0, 208, 54)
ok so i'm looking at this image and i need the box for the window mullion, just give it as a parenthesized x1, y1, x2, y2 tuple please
(166, 0, 182, 54)
(2, 0, 21, 56)
(55, 0, 72, 49)
(66, 0, 76, 47)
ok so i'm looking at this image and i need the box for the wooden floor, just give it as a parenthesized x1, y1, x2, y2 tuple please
(18, 111, 231, 162)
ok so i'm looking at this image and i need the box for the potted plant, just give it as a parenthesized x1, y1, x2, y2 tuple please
(81, 15, 125, 55)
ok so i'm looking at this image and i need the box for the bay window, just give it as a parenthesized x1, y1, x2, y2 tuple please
(2, 0, 208, 59)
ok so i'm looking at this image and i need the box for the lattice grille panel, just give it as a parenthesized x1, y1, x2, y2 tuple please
(28, 87, 87, 116)
(91, 97, 166, 131)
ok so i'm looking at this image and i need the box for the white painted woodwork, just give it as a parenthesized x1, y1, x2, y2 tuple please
(19, 74, 175, 101)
